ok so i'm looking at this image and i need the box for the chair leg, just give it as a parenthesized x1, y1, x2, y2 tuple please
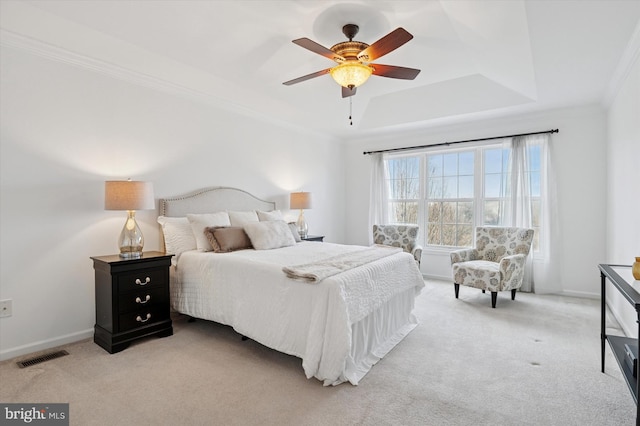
(511, 289, 516, 300)
(491, 292, 497, 308)
(454, 283, 460, 298)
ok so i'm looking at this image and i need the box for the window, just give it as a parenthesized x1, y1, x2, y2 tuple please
(426, 152, 474, 247)
(385, 141, 543, 251)
(482, 147, 510, 225)
(387, 156, 420, 224)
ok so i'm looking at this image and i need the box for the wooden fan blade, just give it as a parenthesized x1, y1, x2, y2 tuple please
(283, 68, 331, 86)
(342, 86, 357, 98)
(357, 28, 413, 62)
(371, 64, 421, 80)
(292, 38, 345, 62)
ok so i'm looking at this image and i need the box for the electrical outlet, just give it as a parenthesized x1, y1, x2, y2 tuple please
(0, 299, 12, 318)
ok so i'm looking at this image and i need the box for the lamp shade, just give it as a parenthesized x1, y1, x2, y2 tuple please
(290, 192, 311, 210)
(105, 181, 155, 211)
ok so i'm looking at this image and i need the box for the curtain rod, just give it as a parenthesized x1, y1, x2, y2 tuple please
(362, 128, 559, 155)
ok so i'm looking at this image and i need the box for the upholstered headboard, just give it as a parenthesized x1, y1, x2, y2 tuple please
(159, 187, 276, 217)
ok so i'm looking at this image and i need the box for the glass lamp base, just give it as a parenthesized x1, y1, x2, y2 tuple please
(118, 211, 144, 259)
(297, 210, 308, 238)
(119, 251, 143, 259)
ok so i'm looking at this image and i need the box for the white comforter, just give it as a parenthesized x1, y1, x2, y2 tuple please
(171, 242, 424, 385)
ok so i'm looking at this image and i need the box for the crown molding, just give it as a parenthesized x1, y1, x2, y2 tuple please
(0, 29, 333, 140)
(602, 20, 640, 107)
(0, 29, 236, 106)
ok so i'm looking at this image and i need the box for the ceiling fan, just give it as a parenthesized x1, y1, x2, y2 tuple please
(283, 24, 421, 98)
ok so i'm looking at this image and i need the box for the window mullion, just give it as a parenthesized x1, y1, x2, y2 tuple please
(418, 155, 426, 246)
(475, 147, 484, 228)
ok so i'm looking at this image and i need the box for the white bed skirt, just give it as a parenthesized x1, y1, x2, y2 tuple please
(340, 287, 418, 385)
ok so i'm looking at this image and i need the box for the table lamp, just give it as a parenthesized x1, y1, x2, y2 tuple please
(105, 180, 155, 258)
(290, 192, 311, 238)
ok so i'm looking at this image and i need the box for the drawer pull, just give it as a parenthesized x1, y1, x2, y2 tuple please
(135, 295, 151, 304)
(136, 313, 152, 323)
(135, 277, 151, 286)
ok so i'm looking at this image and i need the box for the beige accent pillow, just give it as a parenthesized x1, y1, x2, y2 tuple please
(203, 226, 222, 252)
(244, 221, 297, 250)
(187, 212, 231, 251)
(204, 227, 253, 253)
(228, 210, 260, 226)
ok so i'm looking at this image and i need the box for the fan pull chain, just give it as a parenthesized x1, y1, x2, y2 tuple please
(349, 97, 353, 126)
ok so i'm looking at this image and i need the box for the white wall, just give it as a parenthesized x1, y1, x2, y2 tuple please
(605, 50, 640, 336)
(344, 104, 608, 297)
(0, 46, 346, 360)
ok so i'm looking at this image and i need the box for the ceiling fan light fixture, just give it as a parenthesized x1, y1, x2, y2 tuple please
(329, 62, 373, 88)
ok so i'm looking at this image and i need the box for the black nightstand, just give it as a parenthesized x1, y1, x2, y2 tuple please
(91, 251, 173, 353)
(301, 235, 324, 242)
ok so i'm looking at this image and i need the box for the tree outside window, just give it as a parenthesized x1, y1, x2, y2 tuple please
(387, 156, 420, 224)
(426, 151, 474, 247)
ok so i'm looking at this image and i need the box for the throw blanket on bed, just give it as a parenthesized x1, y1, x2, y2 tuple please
(283, 246, 402, 283)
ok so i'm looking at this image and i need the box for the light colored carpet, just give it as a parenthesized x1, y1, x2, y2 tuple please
(0, 279, 635, 425)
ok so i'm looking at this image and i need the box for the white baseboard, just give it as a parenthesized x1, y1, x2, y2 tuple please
(422, 274, 451, 282)
(558, 289, 600, 299)
(422, 278, 601, 300)
(608, 306, 633, 337)
(0, 328, 94, 362)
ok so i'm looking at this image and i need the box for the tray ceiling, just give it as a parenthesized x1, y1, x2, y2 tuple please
(1, 1, 639, 138)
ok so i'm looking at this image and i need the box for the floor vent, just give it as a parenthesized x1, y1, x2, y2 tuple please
(16, 350, 69, 368)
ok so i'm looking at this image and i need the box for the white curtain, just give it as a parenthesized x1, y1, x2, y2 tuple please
(505, 135, 534, 291)
(368, 153, 389, 244)
(501, 134, 559, 293)
(533, 136, 562, 294)
(506, 136, 532, 227)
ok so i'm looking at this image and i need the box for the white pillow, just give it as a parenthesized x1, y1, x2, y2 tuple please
(157, 216, 197, 261)
(244, 221, 297, 250)
(228, 210, 259, 226)
(187, 212, 231, 251)
(257, 210, 284, 221)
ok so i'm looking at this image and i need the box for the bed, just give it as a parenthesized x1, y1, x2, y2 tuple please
(158, 187, 424, 386)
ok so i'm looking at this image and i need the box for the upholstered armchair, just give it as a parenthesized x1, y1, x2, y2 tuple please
(450, 226, 534, 308)
(373, 225, 423, 267)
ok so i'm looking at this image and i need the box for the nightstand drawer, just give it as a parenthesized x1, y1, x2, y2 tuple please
(118, 306, 170, 333)
(118, 268, 166, 293)
(118, 286, 167, 314)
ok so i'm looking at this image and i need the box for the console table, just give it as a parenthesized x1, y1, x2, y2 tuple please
(599, 263, 639, 424)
